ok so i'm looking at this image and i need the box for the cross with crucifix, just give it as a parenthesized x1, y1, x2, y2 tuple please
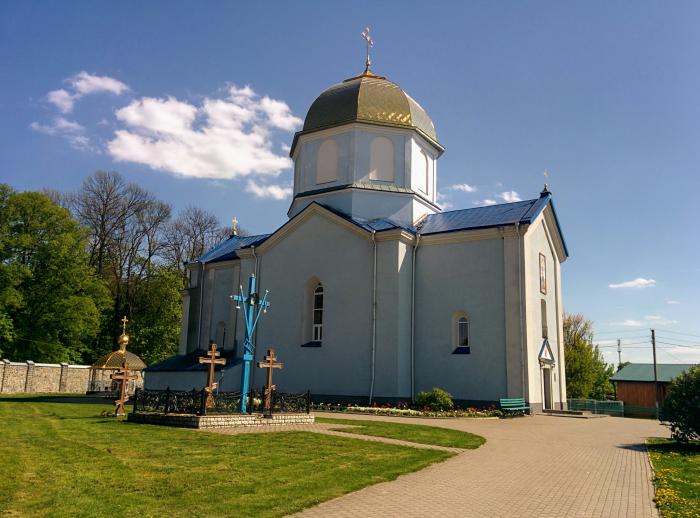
(198, 342, 227, 409)
(257, 349, 284, 413)
(361, 27, 374, 72)
(111, 360, 137, 417)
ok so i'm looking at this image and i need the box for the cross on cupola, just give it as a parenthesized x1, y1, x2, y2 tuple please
(361, 27, 374, 72)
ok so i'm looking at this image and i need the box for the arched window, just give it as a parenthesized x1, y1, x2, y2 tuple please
(215, 321, 226, 348)
(421, 151, 430, 194)
(313, 283, 324, 342)
(369, 136, 394, 182)
(457, 317, 469, 347)
(316, 140, 338, 184)
(452, 312, 470, 354)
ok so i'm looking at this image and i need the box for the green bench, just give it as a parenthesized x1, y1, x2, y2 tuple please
(499, 398, 531, 414)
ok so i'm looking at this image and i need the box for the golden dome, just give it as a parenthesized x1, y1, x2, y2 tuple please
(92, 349, 147, 370)
(291, 70, 442, 155)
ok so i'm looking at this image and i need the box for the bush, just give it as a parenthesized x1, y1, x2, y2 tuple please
(415, 388, 453, 411)
(663, 365, 700, 442)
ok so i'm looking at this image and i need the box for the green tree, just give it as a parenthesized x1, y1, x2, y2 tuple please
(0, 187, 111, 362)
(663, 365, 700, 442)
(564, 313, 615, 399)
(126, 266, 183, 365)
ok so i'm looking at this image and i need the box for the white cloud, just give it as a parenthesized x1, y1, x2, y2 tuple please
(499, 190, 522, 203)
(450, 183, 477, 193)
(108, 85, 299, 179)
(474, 199, 497, 206)
(609, 278, 656, 289)
(47, 89, 75, 113)
(666, 300, 680, 305)
(30, 117, 84, 135)
(245, 180, 292, 200)
(42, 72, 129, 114)
(69, 71, 129, 96)
(613, 315, 679, 328)
(30, 117, 93, 151)
(436, 192, 453, 210)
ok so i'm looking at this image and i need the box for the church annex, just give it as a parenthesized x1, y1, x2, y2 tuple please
(145, 62, 569, 412)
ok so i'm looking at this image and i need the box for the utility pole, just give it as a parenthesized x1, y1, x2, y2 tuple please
(651, 329, 659, 420)
(617, 339, 622, 370)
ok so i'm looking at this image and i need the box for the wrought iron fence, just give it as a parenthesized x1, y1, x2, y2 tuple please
(271, 390, 311, 414)
(567, 398, 624, 417)
(132, 388, 311, 416)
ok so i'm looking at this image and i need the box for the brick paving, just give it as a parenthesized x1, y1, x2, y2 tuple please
(289, 412, 669, 518)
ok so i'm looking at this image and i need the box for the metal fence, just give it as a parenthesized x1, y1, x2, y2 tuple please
(567, 398, 624, 417)
(132, 387, 311, 416)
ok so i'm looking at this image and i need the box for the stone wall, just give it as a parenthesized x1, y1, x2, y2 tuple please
(0, 360, 142, 394)
(128, 412, 315, 429)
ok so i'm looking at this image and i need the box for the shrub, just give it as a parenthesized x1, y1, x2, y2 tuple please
(415, 387, 453, 411)
(663, 365, 700, 442)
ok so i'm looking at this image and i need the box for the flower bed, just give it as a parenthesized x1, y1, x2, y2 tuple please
(311, 402, 502, 418)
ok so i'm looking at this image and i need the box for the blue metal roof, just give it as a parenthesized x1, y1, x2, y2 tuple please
(419, 194, 568, 257)
(194, 234, 270, 264)
(192, 194, 567, 265)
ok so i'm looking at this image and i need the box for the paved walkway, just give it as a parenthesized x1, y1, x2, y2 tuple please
(289, 412, 669, 518)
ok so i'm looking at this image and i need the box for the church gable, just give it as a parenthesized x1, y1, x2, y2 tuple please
(256, 202, 372, 255)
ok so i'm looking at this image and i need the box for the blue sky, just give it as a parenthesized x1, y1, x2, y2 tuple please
(2, 1, 699, 364)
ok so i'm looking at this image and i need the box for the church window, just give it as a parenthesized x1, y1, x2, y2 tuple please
(313, 284, 324, 342)
(316, 140, 338, 184)
(414, 149, 430, 194)
(369, 136, 394, 182)
(458, 317, 469, 347)
(539, 253, 547, 295)
(452, 312, 470, 354)
(541, 299, 548, 338)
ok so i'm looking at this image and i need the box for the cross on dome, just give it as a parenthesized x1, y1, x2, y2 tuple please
(361, 27, 374, 72)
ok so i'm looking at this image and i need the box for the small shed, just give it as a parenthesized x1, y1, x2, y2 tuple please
(90, 320, 147, 395)
(611, 363, 694, 417)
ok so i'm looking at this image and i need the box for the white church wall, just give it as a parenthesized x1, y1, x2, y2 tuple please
(408, 137, 436, 203)
(251, 212, 374, 397)
(295, 130, 355, 193)
(523, 213, 565, 410)
(414, 237, 507, 402)
(373, 239, 413, 399)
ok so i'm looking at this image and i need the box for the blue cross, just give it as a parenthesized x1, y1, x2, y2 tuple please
(230, 273, 270, 413)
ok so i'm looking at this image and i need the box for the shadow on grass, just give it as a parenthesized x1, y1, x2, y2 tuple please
(647, 439, 700, 455)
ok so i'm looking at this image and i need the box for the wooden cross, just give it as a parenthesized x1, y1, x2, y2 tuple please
(198, 342, 227, 409)
(111, 360, 137, 417)
(257, 349, 284, 413)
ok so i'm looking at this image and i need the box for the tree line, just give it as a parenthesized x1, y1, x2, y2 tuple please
(0, 171, 241, 365)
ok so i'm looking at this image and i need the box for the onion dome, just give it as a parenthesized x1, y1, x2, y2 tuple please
(92, 316, 146, 370)
(291, 69, 442, 155)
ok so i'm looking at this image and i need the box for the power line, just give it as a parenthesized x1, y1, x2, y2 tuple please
(654, 334, 700, 343)
(658, 348, 687, 363)
(659, 329, 700, 339)
(656, 340, 700, 349)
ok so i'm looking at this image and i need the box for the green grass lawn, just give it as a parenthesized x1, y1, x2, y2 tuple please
(316, 417, 486, 449)
(0, 395, 455, 518)
(648, 438, 700, 518)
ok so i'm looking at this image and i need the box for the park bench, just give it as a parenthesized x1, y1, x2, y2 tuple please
(499, 397, 531, 415)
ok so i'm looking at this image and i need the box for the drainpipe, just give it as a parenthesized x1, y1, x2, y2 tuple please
(410, 233, 421, 402)
(250, 245, 259, 394)
(368, 230, 378, 404)
(196, 260, 207, 351)
(515, 222, 526, 399)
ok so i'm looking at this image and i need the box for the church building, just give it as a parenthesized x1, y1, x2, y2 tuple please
(145, 60, 570, 413)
